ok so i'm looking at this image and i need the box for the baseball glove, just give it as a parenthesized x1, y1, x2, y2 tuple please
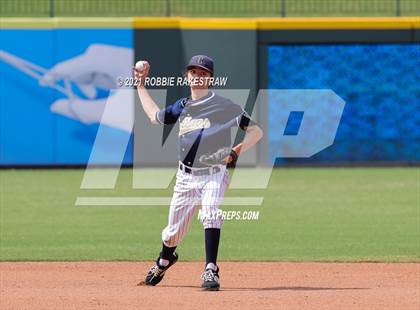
(199, 147, 238, 168)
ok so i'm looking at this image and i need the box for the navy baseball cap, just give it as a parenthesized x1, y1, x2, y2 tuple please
(186, 55, 214, 76)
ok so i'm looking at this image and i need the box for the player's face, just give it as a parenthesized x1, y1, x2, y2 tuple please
(187, 67, 212, 89)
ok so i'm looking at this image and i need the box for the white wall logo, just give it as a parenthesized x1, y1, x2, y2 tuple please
(179, 117, 211, 135)
(0, 44, 134, 132)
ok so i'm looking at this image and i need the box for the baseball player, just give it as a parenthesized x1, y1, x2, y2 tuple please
(134, 55, 263, 290)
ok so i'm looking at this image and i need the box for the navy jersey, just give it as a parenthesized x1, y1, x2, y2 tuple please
(155, 91, 254, 168)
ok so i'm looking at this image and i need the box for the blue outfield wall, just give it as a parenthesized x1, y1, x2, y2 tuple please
(0, 28, 133, 165)
(268, 44, 420, 164)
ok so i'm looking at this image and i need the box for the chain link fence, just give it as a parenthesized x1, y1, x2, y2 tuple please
(1, 0, 419, 17)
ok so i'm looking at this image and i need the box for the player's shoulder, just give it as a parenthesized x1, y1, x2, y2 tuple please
(211, 92, 243, 114)
(177, 97, 189, 105)
(174, 97, 189, 108)
(211, 92, 241, 109)
(211, 92, 234, 104)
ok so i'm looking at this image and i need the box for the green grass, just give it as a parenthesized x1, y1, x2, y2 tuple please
(1, 167, 419, 262)
(1, 0, 419, 17)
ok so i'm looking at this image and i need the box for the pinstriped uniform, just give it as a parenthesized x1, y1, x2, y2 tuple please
(162, 166, 228, 247)
(155, 91, 253, 247)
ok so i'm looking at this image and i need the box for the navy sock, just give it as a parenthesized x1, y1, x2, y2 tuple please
(205, 228, 220, 266)
(160, 243, 177, 261)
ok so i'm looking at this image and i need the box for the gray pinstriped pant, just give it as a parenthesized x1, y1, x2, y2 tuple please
(162, 166, 228, 247)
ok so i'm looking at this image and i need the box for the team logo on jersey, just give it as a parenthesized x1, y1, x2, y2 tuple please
(179, 116, 211, 135)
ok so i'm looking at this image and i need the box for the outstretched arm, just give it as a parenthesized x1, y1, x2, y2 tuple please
(134, 61, 160, 124)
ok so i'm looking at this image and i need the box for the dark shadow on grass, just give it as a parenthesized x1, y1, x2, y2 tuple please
(158, 284, 369, 291)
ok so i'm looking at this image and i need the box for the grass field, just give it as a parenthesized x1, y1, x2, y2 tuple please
(1, 0, 419, 17)
(0, 167, 419, 262)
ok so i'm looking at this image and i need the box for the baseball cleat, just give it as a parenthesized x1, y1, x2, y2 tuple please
(142, 252, 179, 286)
(201, 266, 220, 291)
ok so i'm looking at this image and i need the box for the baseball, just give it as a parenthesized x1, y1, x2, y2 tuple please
(135, 60, 145, 71)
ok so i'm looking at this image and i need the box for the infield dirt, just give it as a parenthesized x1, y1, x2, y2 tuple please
(1, 262, 419, 310)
